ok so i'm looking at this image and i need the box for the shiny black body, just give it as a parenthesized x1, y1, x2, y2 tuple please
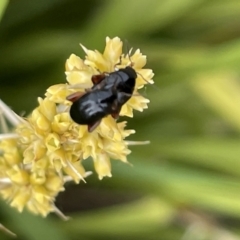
(69, 90, 116, 125)
(67, 66, 137, 132)
(93, 66, 136, 94)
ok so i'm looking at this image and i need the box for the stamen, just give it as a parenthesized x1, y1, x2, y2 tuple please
(84, 171, 92, 178)
(0, 133, 19, 140)
(0, 223, 17, 237)
(66, 160, 86, 183)
(125, 140, 150, 146)
(0, 99, 21, 126)
(52, 205, 70, 221)
(56, 104, 69, 114)
(67, 139, 80, 144)
(0, 183, 11, 190)
(63, 176, 73, 183)
(22, 163, 33, 170)
(0, 110, 9, 133)
(0, 178, 12, 184)
(63, 171, 92, 183)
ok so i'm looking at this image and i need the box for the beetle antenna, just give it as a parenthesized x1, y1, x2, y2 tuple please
(136, 72, 151, 84)
(124, 39, 134, 67)
(114, 56, 122, 71)
(136, 72, 159, 91)
(124, 40, 158, 91)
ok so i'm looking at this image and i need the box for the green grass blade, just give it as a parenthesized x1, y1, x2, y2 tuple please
(0, 0, 8, 22)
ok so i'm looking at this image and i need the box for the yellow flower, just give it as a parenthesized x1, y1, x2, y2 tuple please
(0, 139, 64, 217)
(17, 97, 88, 183)
(45, 37, 154, 178)
(0, 36, 154, 217)
(68, 37, 154, 117)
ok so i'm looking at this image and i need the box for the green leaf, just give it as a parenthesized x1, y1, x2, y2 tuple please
(0, 0, 8, 22)
(192, 73, 240, 132)
(61, 197, 175, 237)
(109, 160, 240, 218)
(0, 200, 69, 240)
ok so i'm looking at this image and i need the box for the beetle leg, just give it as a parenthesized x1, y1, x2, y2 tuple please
(91, 74, 106, 85)
(66, 92, 85, 102)
(111, 111, 120, 119)
(85, 88, 92, 92)
(88, 120, 101, 132)
(111, 100, 121, 119)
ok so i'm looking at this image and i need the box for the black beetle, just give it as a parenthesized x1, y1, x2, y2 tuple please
(67, 66, 137, 132)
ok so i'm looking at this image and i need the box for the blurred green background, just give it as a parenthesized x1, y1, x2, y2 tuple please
(1, 0, 240, 239)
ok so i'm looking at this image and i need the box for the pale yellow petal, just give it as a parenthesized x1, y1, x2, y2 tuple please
(103, 37, 123, 66)
(94, 153, 112, 180)
(65, 54, 85, 71)
(45, 133, 61, 152)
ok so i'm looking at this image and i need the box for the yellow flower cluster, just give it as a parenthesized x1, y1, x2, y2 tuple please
(0, 37, 154, 217)
(0, 139, 64, 216)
